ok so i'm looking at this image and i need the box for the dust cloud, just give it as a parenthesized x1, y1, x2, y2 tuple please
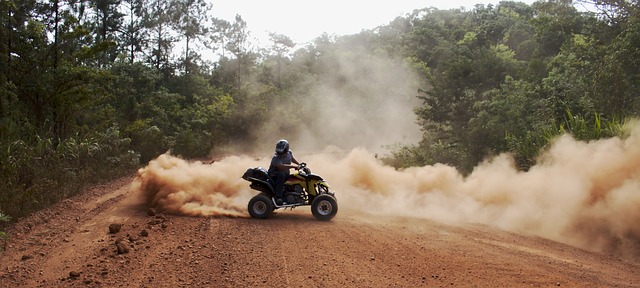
(130, 154, 261, 217)
(131, 121, 640, 258)
(248, 49, 423, 154)
(309, 121, 640, 259)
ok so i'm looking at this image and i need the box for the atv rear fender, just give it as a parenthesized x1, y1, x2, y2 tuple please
(248, 178, 275, 195)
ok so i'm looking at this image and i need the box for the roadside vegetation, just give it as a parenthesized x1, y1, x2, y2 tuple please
(1, 0, 639, 227)
(0, 210, 8, 250)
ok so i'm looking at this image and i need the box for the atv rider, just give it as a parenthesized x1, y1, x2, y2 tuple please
(268, 139, 300, 205)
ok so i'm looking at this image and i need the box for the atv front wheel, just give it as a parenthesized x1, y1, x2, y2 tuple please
(248, 193, 274, 219)
(311, 194, 338, 221)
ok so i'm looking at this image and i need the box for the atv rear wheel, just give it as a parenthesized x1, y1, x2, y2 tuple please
(311, 194, 338, 221)
(248, 193, 274, 219)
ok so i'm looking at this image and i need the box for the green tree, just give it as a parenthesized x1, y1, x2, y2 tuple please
(225, 14, 255, 88)
(266, 33, 295, 88)
(120, 0, 146, 63)
(472, 77, 546, 169)
(173, 0, 211, 74)
(3, 0, 106, 139)
(90, 0, 124, 66)
(530, 0, 584, 57)
(208, 18, 231, 60)
(143, 0, 177, 73)
(590, 1, 640, 115)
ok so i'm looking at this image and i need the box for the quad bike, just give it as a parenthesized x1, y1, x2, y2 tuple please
(242, 163, 338, 221)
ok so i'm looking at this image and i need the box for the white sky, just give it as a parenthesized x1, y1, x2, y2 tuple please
(211, 0, 537, 46)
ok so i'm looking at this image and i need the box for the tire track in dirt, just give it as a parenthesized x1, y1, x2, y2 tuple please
(1, 177, 136, 286)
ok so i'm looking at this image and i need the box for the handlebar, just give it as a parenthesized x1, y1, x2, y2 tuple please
(298, 162, 311, 174)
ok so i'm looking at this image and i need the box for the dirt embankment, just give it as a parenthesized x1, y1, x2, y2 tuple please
(1, 176, 639, 288)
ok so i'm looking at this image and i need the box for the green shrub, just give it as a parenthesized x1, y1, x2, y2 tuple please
(506, 111, 627, 170)
(388, 111, 628, 172)
(0, 126, 140, 220)
(0, 211, 9, 251)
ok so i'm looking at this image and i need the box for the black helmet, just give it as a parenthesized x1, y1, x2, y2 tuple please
(275, 139, 289, 155)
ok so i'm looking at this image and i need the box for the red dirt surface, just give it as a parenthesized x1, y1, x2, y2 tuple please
(1, 176, 639, 287)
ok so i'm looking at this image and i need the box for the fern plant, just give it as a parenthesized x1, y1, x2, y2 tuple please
(506, 110, 626, 170)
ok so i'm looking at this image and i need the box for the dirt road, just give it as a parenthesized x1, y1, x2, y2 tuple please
(1, 177, 639, 288)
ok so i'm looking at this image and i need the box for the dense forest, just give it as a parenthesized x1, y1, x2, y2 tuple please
(1, 0, 639, 227)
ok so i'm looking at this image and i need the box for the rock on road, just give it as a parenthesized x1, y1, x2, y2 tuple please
(1, 177, 639, 287)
